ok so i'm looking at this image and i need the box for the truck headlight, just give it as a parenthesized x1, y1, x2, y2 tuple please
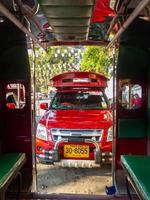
(36, 123, 48, 141)
(107, 127, 113, 141)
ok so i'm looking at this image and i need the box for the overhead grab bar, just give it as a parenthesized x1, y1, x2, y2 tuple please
(106, 0, 150, 49)
(0, 1, 46, 50)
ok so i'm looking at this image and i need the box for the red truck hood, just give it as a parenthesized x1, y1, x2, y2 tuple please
(40, 109, 112, 129)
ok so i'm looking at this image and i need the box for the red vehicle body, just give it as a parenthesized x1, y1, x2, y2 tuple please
(36, 72, 112, 167)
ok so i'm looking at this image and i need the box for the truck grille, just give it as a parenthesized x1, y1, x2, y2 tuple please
(51, 129, 103, 142)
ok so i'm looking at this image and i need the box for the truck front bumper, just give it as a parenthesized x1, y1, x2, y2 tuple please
(36, 139, 112, 166)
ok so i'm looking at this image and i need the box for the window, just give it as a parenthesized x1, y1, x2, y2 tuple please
(51, 90, 108, 110)
(6, 84, 26, 109)
(119, 81, 142, 110)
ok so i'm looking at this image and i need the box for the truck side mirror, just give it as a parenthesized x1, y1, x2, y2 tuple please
(40, 103, 48, 110)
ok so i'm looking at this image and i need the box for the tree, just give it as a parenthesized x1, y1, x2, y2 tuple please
(29, 46, 83, 92)
(80, 46, 112, 77)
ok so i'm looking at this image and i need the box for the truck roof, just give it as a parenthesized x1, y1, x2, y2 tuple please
(51, 72, 108, 89)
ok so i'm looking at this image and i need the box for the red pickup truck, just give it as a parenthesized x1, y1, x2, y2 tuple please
(36, 72, 112, 167)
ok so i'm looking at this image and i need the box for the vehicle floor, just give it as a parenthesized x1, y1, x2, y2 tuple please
(7, 192, 139, 200)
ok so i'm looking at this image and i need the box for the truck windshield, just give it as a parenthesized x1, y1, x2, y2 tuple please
(50, 90, 108, 110)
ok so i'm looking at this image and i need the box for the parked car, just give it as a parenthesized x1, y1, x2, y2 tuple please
(36, 72, 112, 167)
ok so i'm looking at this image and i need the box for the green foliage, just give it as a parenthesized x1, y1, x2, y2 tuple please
(29, 46, 82, 92)
(80, 46, 111, 77)
(29, 46, 113, 92)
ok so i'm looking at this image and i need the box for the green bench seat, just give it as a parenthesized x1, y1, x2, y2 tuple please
(121, 155, 150, 200)
(0, 153, 26, 200)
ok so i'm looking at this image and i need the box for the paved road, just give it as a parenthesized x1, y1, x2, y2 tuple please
(37, 164, 112, 195)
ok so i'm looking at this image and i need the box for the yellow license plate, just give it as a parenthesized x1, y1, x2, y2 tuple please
(64, 144, 89, 158)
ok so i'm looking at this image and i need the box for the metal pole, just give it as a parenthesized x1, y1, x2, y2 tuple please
(107, 15, 118, 35)
(31, 41, 37, 192)
(112, 47, 117, 187)
(0, 1, 46, 50)
(106, 0, 150, 49)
